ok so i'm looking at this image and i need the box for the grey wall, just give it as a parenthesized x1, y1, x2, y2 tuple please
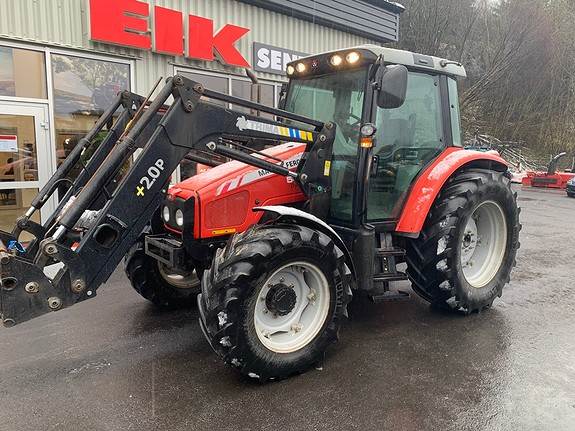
(236, 0, 401, 43)
(0, 0, 382, 90)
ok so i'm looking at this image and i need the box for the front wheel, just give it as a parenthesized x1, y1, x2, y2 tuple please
(406, 168, 521, 313)
(124, 241, 200, 308)
(198, 224, 352, 381)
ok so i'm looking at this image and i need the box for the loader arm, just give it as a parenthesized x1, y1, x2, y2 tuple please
(1, 91, 151, 260)
(0, 75, 335, 327)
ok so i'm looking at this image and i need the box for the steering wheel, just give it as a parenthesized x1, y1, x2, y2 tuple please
(333, 126, 357, 156)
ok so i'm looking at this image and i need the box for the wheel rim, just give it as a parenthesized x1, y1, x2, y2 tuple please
(460, 201, 508, 288)
(158, 263, 200, 289)
(254, 261, 330, 354)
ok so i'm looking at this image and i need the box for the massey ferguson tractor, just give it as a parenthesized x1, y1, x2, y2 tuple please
(0, 45, 520, 381)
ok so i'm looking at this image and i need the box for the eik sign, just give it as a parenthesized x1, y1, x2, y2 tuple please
(89, 0, 251, 68)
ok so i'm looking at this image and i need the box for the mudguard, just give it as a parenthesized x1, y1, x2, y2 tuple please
(396, 148, 508, 235)
(253, 206, 356, 279)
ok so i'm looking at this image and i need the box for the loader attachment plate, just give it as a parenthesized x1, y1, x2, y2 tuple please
(0, 253, 75, 327)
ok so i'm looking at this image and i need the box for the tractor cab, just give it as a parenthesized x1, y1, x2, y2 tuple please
(282, 45, 467, 227)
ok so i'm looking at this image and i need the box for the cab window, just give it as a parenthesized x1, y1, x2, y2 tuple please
(448, 77, 463, 147)
(368, 72, 445, 221)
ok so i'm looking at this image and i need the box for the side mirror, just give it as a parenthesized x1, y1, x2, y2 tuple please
(278, 83, 288, 110)
(377, 65, 408, 109)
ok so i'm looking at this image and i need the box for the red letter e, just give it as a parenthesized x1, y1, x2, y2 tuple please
(89, 0, 151, 50)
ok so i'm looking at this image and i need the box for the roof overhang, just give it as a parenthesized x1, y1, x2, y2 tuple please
(236, 0, 404, 43)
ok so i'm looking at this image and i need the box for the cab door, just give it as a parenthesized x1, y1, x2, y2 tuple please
(367, 71, 450, 222)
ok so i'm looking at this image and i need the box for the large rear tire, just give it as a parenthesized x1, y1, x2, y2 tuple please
(198, 224, 352, 381)
(124, 241, 200, 308)
(406, 168, 520, 313)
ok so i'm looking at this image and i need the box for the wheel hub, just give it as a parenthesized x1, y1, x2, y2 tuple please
(254, 262, 331, 354)
(266, 283, 297, 316)
(461, 219, 479, 261)
(460, 201, 508, 288)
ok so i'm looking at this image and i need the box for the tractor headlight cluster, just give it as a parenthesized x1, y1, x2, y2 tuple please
(287, 51, 362, 76)
(331, 51, 360, 67)
(161, 196, 193, 232)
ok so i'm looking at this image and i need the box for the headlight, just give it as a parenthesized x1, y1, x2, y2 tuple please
(175, 209, 184, 227)
(286, 65, 295, 76)
(162, 206, 170, 223)
(568, 178, 575, 185)
(296, 62, 307, 73)
(330, 55, 343, 67)
(360, 123, 376, 137)
(346, 52, 360, 64)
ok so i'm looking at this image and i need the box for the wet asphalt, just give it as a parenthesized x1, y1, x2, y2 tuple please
(0, 186, 574, 431)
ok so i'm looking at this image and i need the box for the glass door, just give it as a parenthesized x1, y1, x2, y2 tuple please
(0, 102, 52, 240)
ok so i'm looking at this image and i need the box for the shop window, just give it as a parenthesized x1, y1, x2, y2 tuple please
(51, 54, 130, 189)
(179, 72, 228, 107)
(0, 114, 39, 182)
(0, 46, 47, 99)
(176, 69, 283, 181)
(0, 187, 40, 242)
(231, 79, 275, 118)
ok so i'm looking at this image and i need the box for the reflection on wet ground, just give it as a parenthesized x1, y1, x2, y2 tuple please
(1, 186, 574, 431)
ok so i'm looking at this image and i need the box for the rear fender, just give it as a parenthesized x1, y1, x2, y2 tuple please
(396, 148, 508, 236)
(253, 206, 356, 281)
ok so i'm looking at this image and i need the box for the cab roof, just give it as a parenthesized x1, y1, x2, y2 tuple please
(314, 44, 467, 78)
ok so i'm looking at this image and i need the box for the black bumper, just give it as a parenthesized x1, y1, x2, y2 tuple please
(145, 234, 188, 269)
(567, 184, 575, 196)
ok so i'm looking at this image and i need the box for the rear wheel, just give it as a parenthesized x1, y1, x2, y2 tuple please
(406, 168, 521, 313)
(198, 224, 352, 381)
(124, 241, 200, 308)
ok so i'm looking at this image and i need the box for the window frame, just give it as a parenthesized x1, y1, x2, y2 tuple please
(446, 76, 463, 148)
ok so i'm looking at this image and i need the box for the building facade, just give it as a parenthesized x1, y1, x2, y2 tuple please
(0, 0, 401, 235)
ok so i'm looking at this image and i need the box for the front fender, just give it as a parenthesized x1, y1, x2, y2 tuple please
(253, 206, 356, 280)
(396, 148, 508, 235)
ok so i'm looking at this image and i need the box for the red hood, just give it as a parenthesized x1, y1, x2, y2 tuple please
(168, 142, 306, 199)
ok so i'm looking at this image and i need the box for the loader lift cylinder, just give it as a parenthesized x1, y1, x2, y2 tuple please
(6, 92, 146, 258)
(56, 79, 176, 234)
(30, 94, 124, 212)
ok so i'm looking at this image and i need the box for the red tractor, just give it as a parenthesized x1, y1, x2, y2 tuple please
(0, 45, 520, 381)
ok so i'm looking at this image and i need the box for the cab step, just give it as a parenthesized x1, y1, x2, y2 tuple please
(368, 289, 410, 303)
(375, 247, 406, 258)
(373, 271, 409, 283)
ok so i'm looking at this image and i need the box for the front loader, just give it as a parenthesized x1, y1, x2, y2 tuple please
(0, 45, 520, 381)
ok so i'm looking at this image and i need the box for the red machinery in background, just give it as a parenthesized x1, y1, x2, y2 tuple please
(522, 152, 575, 189)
